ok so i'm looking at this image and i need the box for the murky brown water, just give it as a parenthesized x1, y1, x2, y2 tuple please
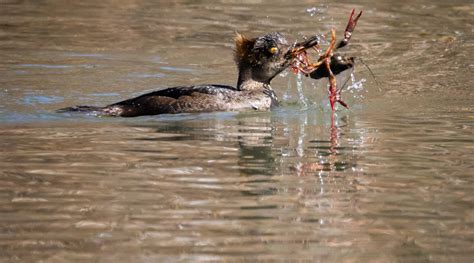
(1, 0, 473, 261)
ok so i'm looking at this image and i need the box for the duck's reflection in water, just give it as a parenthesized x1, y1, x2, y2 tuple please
(142, 107, 366, 192)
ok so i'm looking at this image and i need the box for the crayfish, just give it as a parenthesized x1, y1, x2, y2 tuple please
(290, 9, 363, 111)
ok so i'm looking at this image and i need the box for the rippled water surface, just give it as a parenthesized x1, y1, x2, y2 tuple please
(1, 0, 473, 261)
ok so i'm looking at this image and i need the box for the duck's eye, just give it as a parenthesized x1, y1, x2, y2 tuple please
(269, 47, 278, 54)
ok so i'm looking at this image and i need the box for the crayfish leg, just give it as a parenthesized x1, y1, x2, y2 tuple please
(325, 29, 337, 57)
(325, 57, 337, 111)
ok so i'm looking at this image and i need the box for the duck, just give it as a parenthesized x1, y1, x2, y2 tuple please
(59, 32, 298, 117)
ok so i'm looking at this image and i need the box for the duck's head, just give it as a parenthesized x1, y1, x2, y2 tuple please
(234, 32, 293, 87)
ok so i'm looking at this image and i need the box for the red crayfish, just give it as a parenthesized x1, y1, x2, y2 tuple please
(290, 9, 363, 111)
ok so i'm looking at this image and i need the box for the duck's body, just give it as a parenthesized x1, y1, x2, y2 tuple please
(60, 32, 291, 117)
(68, 84, 278, 117)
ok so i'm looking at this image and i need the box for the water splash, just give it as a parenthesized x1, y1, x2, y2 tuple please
(296, 72, 307, 108)
(284, 71, 367, 110)
(306, 7, 319, 17)
(305, 5, 327, 20)
(346, 73, 367, 99)
(283, 73, 293, 101)
(279, 69, 289, 78)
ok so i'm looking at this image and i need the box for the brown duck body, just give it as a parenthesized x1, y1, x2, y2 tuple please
(99, 84, 278, 117)
(59, 32, 292, 117)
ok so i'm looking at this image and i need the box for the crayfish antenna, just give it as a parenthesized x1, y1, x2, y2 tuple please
(358, 58, 381, 91)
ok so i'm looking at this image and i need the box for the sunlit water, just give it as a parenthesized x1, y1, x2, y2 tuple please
(1, 0, 473, 262)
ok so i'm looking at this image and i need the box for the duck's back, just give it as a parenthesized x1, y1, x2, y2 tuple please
(59, 84, 278, 117)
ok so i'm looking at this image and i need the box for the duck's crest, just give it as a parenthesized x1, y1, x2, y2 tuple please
(234, 32, 255, 66)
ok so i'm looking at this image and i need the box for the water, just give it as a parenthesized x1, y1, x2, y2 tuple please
(1, 0, 473, 261)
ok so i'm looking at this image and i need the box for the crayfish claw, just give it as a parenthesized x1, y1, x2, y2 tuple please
(337, 9, 362, 49)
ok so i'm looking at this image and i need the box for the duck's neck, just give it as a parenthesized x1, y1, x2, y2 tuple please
(236, 66, 270, 91)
